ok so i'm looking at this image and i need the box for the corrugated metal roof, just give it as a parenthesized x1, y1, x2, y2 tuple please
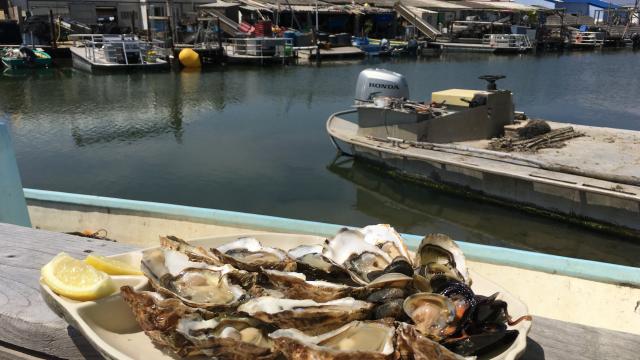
(467, 1, 537, 10)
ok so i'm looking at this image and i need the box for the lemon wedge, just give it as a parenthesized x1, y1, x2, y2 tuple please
(85, 254, 142, 275)
(41, 252, 115, 301)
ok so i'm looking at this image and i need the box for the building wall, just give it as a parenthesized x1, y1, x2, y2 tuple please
(559, 2, 590, 16)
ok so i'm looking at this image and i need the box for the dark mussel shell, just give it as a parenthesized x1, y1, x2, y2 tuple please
(471, 293, 508, 325)
(444, 329, 519, 357)
(367, 287, 406, 304)
(373, 298, 406, 320)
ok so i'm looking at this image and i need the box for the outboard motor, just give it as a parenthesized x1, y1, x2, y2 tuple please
(355, 69, 409, 104)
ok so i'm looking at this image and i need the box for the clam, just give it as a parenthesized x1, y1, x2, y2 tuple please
(322, 229, 393, 285)
(120, 286, 277, 359)
(395, 323, 466, 360)
(414, 234, 470, 285)
(270, 320, 396, 360)
(403, 293, 458, 341)
(361, 224, 413, 264)
(211, 237, 296, 272)
(237, 296, 374, 335)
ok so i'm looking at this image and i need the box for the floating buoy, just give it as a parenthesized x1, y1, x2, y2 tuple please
(178, 48, 201, 68)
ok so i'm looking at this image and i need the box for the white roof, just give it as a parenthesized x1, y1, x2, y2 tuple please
(467, 1, 537, 11)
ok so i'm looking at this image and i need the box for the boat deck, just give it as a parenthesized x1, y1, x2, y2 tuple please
(70, 47, 169, 70)
(328, 115, 640, 231)
(297, 46, 365, 60)
(1, 223, 638, 360)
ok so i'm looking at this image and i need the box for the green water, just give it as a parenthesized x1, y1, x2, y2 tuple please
(1, 51, 639, 266)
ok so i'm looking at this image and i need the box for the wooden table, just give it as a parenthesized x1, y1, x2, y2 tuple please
(0, 223, 638, 360)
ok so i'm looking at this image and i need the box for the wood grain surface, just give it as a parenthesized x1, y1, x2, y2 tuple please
(0, 222, 638, 359)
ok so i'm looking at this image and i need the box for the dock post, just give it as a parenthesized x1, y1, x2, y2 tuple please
(0, 121, 31, 227)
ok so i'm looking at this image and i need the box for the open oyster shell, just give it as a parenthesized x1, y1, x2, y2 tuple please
(414, 234, 470, 285)
(361, 224, 413, 265)
(323, 229, 394, 285)
(120, 286, 278, 359)
(211, 237, 297, 272)
(262, 269, 368, 302)
(237, 296, 374, 335)
(395, 323, 465, 360)
(288, 244, 357, 285)
(270, 320, 397, 360)
(160, 235, 222, 266)
(141, 248, 254, 310)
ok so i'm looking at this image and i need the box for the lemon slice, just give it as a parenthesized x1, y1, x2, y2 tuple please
(41, 253, 116, 301)
(85, 254, 143, 275)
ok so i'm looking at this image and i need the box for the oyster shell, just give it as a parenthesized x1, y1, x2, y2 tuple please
(237, 296, 374, 335)
(414, 234, 470, 285)
(323, 229, 393, 285)
(395, 323, 465, 360)
(288, 244, 356, 285)
(361, 224, 412, 264)
(402, 293, 458, 341)
(120, 286, 278, 359)
(270, 320, 396, 360)
(262, 269, 368, 302)
(160, 235, 222, 266)
(142, 248, 253, 310)
(211, 237, 296, 272)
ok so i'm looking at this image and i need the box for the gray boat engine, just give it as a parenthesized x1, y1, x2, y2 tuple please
(355, 69, 409, 104)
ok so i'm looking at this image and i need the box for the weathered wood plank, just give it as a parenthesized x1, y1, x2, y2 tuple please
(524, 316, 640, 360)
(0, 223, 134, 360)
(1, 222, 639, 360)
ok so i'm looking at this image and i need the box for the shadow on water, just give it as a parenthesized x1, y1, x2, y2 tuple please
(326, 157, 640, 267)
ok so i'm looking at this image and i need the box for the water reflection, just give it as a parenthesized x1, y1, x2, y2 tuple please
(327, 157, 640, 267)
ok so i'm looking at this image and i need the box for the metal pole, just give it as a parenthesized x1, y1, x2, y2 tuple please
(0, 122, 32, 227)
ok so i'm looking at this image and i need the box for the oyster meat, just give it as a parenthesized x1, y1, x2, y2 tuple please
(237, 296, 374, 335)
(270, 320, 396, 360)
(288, 244, 356, 285)
(212, 237, 296, 272)
(262, 269, 367, 302)
(323, 229, 394, 285)
(121, 286, 277, 359)
(395, 323, 465, 360)
(361, 224, 412, 264)
(402, 293, 459, 341)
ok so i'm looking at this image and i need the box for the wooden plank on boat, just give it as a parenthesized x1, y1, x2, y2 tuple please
(0, 222, 639, 359)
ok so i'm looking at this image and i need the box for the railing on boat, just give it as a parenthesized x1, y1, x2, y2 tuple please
(570, 31, 605, 46)
(482, 34, 532, 50)
(68, 34, 164, 65)
(224, 37, 293, 64)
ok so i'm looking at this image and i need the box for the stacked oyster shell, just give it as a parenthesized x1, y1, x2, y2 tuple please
(121, 226, 528, 360)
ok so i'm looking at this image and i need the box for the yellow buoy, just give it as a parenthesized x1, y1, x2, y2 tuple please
(179, 48, 201, 68)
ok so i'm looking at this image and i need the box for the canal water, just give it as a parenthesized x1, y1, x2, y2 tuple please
(1, 51, 639, 266)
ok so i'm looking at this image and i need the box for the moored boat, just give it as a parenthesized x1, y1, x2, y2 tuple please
(326, 69, 640, 236)
(68, 34, 169, 72)
(1, 47, 52, 69)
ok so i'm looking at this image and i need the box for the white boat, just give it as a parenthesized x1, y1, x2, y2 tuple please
(326, 69, 640, 235)
(223, 37, 293, 64)
(68, 34, 169, 72)
(430, 34, 532, 53)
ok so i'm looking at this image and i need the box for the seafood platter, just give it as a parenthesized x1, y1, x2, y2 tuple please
(40, 225, 532, 360)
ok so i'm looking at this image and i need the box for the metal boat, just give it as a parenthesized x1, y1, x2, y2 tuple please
(68, 34, 169, 72)
(326, 69, 640, 235)
(223, 37, 293, 64)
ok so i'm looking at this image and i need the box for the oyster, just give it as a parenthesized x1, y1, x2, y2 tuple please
(237, 296, 374, 335)
(322, 229, 393, 285)
(270, 320, 396, 360)
(402, 293, 459, 341)
(395, 323, 465, 360)
(288, 244, 356, 285)
(361, 224, 412, 264)
(414, 234, 470, 285)
(160, 235, 222, 266)
(142, 248, 252, 310)
(211, 237, 296, 272)
(120, 286, 278, 359)
(262, 269, 368, 302)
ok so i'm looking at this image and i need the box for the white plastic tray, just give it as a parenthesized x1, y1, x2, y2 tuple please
(41, 233, 531, 360)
